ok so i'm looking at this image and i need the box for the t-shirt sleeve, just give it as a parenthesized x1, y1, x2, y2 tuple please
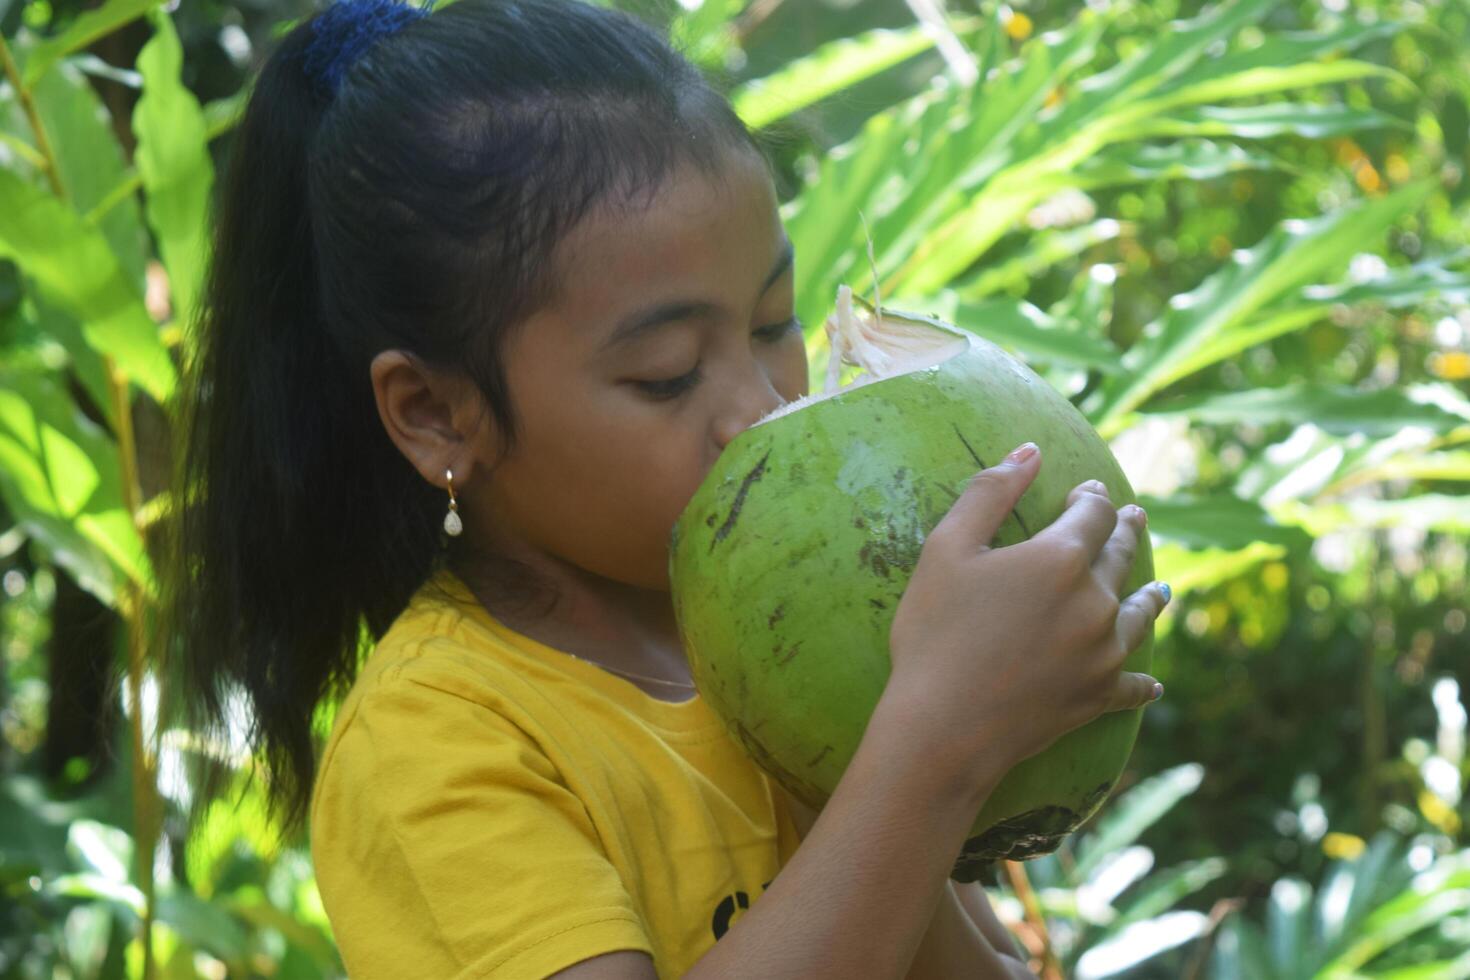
(310, 671, 654, 980)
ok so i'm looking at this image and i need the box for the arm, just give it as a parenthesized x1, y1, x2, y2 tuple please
(678, 684, 1016, 979)
(781, 788, 1035, 980)
(951, 881, 1036, 978)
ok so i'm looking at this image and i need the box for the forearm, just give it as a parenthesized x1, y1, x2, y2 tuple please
(686, 685, 1011, 980)
(906, 882, 1035, 980)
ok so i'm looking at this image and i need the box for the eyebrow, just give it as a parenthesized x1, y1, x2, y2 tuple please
(598, 238, 795, 354)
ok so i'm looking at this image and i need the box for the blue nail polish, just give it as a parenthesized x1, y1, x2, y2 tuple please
(1159, 582, 1172, 604)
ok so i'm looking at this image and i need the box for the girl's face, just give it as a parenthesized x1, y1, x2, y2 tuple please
(472, 147, 807, 593)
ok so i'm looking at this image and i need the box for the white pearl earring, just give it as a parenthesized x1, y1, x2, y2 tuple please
(444, 468, 463, 536)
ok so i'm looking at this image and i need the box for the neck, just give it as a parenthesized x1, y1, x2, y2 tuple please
(449, 548, 687, 677)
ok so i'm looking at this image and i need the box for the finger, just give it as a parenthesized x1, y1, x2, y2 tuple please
(930, 442, 1042, 550)
(1116, 581, 1171, 657)
(1103, 672, 1164, 713)
(1092, 504, 1147, 597)
(1030, 480, 1118, 563)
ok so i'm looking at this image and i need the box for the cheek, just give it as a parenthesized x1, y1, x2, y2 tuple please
(775, 339, 811, 401)
(510, 406, 706, 585)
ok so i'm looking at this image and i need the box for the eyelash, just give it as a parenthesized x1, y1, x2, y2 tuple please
(636, 318, 802, 401)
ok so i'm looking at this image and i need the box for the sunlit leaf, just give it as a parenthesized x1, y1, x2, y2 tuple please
(1073, 764, 1205, 882)
(1151, 540, 1285, 595)
(132, 6, 215, 331)
(1138, 493, 1313, 551)
(0, 369, 149, 605)
(668, 0, 742, 71)
(1141, 383, 1469, 436)
(0, 170, 177, 405)
(1088, 181, 1435, 436)
(1073, 139, 1284, 187)
(1113, 857, 1228, 928)
(1144, 102, 1411, 140)
(1277, 493, 1470, 535)
(733, 23, 947, 130)
(956, 220, 1127, 300)
(19, 0, 161, 89)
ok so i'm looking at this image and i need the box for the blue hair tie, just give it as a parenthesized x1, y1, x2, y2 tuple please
(302, 0, 436, 98)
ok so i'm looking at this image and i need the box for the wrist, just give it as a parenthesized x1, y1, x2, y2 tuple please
(871, 679, 1014, 814)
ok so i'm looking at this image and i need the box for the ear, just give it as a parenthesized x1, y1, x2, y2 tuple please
(369, 350, 487, 490)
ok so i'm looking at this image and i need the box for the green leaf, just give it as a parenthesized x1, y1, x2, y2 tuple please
(733, 23, 943, 130)
(950, 297, 1124, 372)
(203, 87, 250, 142)
(1278, 494, 1470, 535)
(1113, 857, 1229, 928)
(955, 220, 1126, 301)
(1210, 915, 1276, 980)
(67, 820, 132, 883)
(1072, 764, 1205, 883)
(669, 0, 742, 72)
(1267, 876, 1313, 977)
(0, 170, 177, 405)
(1072, 910, 1211, 976)
(1088, 181, 1436, 435)
(1073, 139, 1285, 188)
(0, 369, 150, 605)
(1160, 20, 1403, 92)
(1139, 61, 1404, 117)
(850, 16, 1105, 303)
(132, 6, 215, 332)
(1320, 885, 1470, 975)
(1050, 0, 1279, 131)
(1370, 950, 1470, 980)
(19, 0, 161, 89)
(1151, 540, 1285, 595)
(1144, 103, 1411, 140)
(1339, 449, 1470, 486)
(1138, 493, 1313, 551)
(1142, 383, 1469, 436)
(154, 891, 252, 964)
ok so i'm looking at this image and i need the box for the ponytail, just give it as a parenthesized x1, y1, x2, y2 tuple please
(160, 19, 443, 836)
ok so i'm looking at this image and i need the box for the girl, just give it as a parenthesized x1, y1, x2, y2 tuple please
(161, 0, 1168, 977)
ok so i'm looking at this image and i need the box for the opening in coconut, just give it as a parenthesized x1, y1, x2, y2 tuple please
(753, 285, 971, 428)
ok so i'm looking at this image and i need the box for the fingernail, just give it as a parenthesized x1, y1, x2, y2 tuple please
(1151, 682, 1164, 702)
(1126, 504, 1147, 526)
(1158, 582, 1172, 604)
(1082, 479, 1107, 495)
(1006, 442, 1038, 464)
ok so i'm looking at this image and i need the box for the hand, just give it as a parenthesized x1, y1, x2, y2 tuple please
(886, 443, 1167, 795)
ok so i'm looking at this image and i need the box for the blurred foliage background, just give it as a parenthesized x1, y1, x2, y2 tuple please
(1, 0, 1467, 976)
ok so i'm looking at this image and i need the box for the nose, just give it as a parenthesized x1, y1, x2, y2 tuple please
(713, 369, 790, 451)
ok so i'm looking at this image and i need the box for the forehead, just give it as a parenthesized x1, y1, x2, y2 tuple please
(535, 151, 784, 342)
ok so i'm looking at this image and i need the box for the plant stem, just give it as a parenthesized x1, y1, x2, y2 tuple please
(1002, 860, 1063, 980)
(0, 35, 63, 199)
(1, 31, 159, 980)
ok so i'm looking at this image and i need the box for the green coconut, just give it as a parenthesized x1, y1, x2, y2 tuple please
(668, 285, 1154, 880)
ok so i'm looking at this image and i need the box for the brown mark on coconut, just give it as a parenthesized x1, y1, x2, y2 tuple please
(949, 779, 1114, 878)
(767, 603, 786, 629)
(807, 744, 833, 767)
(711, 450, 772, 551)
(773, 640, 803, 666)
(951, 423, 1032, 538)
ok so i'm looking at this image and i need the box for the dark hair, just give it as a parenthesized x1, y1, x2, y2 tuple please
(158, 0, 763, 837)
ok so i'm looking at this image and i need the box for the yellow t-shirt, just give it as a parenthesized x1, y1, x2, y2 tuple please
(310, 567, 804, 979)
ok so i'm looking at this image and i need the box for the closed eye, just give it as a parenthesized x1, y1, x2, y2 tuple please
(634, 317, 802, 401)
